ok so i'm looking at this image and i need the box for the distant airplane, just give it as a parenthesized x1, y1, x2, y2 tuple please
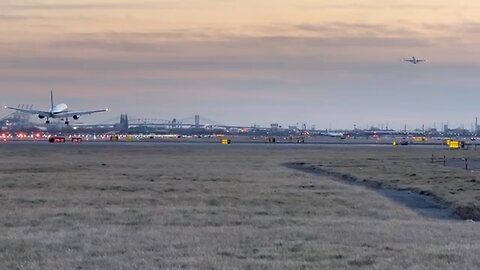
(317, 130, 345, 138)
(4, 91, 108, 124)
(404, 56, 426, 64)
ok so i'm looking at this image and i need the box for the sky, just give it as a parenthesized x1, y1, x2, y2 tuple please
(2, 0, 480, 130)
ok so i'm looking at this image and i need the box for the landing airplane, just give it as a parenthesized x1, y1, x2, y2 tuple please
(404, 56, 426, 64)
(4, 91, 108, 124)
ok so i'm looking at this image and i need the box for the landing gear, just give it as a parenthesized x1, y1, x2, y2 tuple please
(65, 121, 69, 125)
(45, 119, 50, 124)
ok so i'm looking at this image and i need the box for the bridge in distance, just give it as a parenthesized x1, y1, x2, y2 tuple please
(72, 114, 253, 130)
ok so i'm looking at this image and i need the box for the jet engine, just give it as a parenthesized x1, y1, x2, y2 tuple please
(73, 115, 79, 120)
(38, 115, 45, 119)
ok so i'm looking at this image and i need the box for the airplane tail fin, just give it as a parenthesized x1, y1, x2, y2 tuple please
(50, 90, 54, 111)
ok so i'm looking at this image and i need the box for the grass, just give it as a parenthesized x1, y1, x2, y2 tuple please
(0, 143, 480, 269)
(288, 145, 480, 220)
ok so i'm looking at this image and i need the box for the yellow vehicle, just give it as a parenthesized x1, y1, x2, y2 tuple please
(220, 138, 231, 144)
(413, 136, 427, 142)
(446, 139, 464, 149)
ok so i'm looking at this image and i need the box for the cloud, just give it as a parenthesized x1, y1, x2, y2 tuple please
(295, 22, 420, 37)
(255, 36, 429, 47)
(3, 1, 173, 11)
(296, 2, 460, 10)
(0, 14, 83, 23)
(0, 24, 435, 84)
(0, 14, 29, 21)
(44, 24, 430, 57)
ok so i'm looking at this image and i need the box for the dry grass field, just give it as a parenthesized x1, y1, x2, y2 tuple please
(290, 145, 480, 220)
(1, 142, 480, 269)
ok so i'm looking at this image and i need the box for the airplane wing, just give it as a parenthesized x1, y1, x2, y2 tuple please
(4, 106, 50, 117)
(58, 108, 108, 118)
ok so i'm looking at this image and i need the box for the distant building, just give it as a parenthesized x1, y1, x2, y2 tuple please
(270, 123, 280, 131)
(114, 114, 129, 133)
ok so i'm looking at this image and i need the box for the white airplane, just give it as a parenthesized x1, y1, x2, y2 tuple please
(404, 56, 426, 64)
(317, 130, 345, 138)
(4, 91, 108, 124)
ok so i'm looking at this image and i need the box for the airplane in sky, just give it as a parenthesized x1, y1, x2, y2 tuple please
(404, 56, 426, 64)
(4, 91, 108, 124)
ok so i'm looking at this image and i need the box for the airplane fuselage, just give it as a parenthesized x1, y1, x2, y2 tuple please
(50, 103, 68, 116)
